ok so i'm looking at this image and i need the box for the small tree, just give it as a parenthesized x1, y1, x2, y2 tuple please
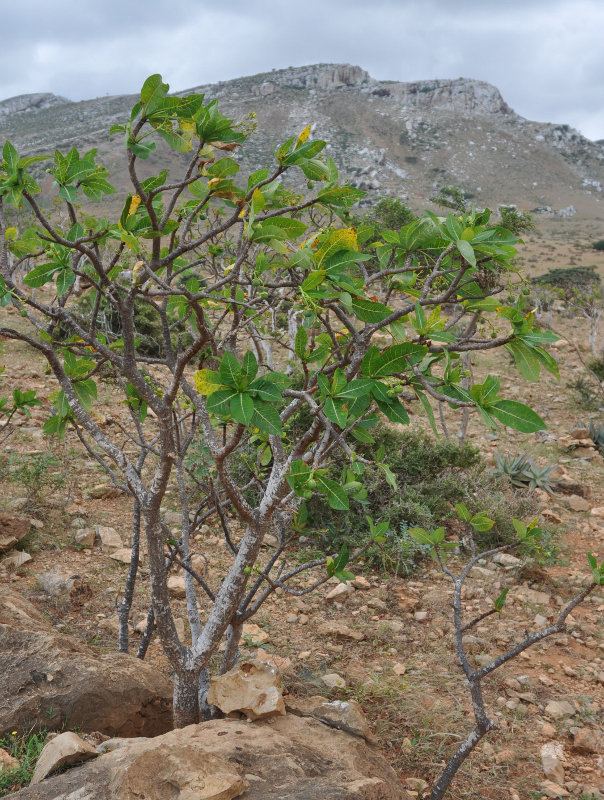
(0, 74, 568, 728)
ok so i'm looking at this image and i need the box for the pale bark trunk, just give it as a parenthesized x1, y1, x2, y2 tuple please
(173, 668, 201, 728)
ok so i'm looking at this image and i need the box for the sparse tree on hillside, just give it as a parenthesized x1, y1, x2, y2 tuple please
(1, 74, 601, 769)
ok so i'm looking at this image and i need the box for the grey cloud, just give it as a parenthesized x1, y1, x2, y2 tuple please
(1, 0, 604, 139)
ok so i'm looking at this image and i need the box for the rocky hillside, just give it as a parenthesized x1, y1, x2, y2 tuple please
(2, 63, 604, 220)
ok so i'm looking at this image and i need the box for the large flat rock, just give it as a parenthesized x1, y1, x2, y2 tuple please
(0, 592, 172, 738)
(8, 714, 407, 799)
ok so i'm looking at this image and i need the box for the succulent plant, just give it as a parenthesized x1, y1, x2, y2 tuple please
(492, 452, 557, 493)
(588, 421, 604, 454)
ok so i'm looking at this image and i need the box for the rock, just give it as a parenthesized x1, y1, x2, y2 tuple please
(541, 723, 557, 739)
(74, 528, 95, 548)
(0, 591, 172, 737)
(2, 550, 31, 569)
(97, 526, 122, 552)
(241, 623, 269, 645)
(534, 614, 548, 627)
(321, 673, 346, 689)
(414, 611, 428, 621)
(253, 649, 292, 673)
(562, 494, 591, 512)
(7, 714, 406, 799)
(541, 780, 570, 797)
(207, 661, 285, 721)
(286, 695, 374, 742)
(325, 583, 354, 602)
(591, 506, 604, 520)
(492, 553, 522, 567)
(167, 575, 186, 598)
(572, 727, 599, 754)
(109, 548, 137, 564)
(0, 747, 19, 771)
(541, 741, 565, 784)
(404, 777, 429, 793)
(393, 663, 406, 676)
(87, 485, 122, 500)
(0, 512, 30, 553)
(545, 700, 575, 720)
(516, 587, 551, 606)
(31, 731, 97, 784)
(317, 621, 365, 642)
(351, 576, 371, 590)
(569, 427, 590, 439)
(542, 509, 563, 523)
(36, 571, 91, 604)
(474, 654, 492, 667)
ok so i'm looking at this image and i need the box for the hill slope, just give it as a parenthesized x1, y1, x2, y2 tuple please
(2, 63, 604, 220)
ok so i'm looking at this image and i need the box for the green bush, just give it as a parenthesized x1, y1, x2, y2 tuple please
(533, 266, 600, 293)
(296, 425, 532, 573)
(591, 239, 604, 251)
(587, 354, 604, 381)
(0, 730, 46, 796)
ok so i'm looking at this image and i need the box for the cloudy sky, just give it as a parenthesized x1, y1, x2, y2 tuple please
(2, 0, 604, 139)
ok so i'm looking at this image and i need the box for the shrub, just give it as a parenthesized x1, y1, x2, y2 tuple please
(591, 239, 604, 250)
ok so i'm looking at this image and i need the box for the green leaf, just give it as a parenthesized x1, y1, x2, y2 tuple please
(315, 475, 349, 510)
(376, 398, 409, 425)
(23, 262, 60, 288)
(294, 326, 308, 359)
(456, 238, 476, 266)
(206, 388, 239, 415)
(56, 269, 75, 296)
(489, 400, 546, 433)
(506, 340, 541, 382)
(140, 74, 169, 117)
(241, 351, 258, 383)
(248, 377, 282, 403)
(324, 396, 347, 427)
(229, 392, 254, 425)
(351, 296, 391, 323)
(494, 587, 509, 612)
(455, 503, 471, 522)
(219, 351, 240, 387)
(415, 390, 438, 436)
(251, 400, 282, 435)
(301, 270, 326, 291)
(334, 379, 374, 400)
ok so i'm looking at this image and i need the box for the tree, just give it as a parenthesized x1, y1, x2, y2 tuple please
(0, 73, 579, 731)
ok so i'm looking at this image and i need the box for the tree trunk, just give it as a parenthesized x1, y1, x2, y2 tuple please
(173, 668, 201, 728)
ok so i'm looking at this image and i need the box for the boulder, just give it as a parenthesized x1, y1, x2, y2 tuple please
(8, 714, 406, 799)
(74, 528, 96, 548)
(0, 512, 30, 553)
(1, 550, 31, 569)
(31, 731, 97, 784)
(317, 621, 365, 641)
(167, 575, 186, 598)
(97, 525, 123, 552)
(540, 741, 565, 784)
(207, 661, 285, 720)
(36, 571, 91, 605)
(286, 695, 375, 742)
(0, 591, 172, 738)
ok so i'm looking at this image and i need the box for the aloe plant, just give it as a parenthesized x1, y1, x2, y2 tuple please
(493, 452, 557, 492)
(588, 421, 604, 455)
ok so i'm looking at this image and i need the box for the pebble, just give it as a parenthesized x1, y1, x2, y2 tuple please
(321, 673, 346, 689)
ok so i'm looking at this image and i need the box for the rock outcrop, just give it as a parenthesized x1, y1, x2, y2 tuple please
(0, 93, 70, 116)
(10, 713, 407, 799)
(0, 592, 172, 738)
(0, 512, 30, 553)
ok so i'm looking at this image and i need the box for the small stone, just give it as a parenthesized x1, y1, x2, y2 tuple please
(2, 550, 31, 568)
(254, 649, 292, 673)
(494, 749, 513, 764)
(317, 621, 365, 642)
(87, 484, 122, 500)
(591, 507, 604, 520)
(31, 731, 97, 784)
(109, 548, 135, 564)
(286, 615, 298, 624)
(298, 614, 309, 625)
(207, 661, 285, 720)
(572, 727, 599, 754)
(541, 723, 557, 739)
(475, 654, 492, 667)
(298, 650, 311, 660)
(392, 662, 406, 676)
(545, 700, 575, 720)
(351, 576, 371, 590)
(492, 553, 522, 567)
(241, 623, 269, 645)
(414, 611, 428, 621)
(570, 427, 590, 439)
(541, 741, 565, 784)
(541, 780, 570, 798)
(542, 510, 563, 524)
(563, 495, 591, 512)
(0, 512, 30, 553)
(74, 528, 95, 548)
(167, 575, 186, 598)
(325, 583, 353, 602)
(404, 778, 429, 793)
(97, 526, 122, 552)
(0, 748, 19, 771)
(534, 614, 548, 627)
(320, 673, 346, 689)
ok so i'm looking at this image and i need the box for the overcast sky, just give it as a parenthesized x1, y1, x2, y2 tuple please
(2, 0, 604, 139)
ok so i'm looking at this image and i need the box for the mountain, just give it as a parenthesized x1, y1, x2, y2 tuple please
(2, 63, 604, 221)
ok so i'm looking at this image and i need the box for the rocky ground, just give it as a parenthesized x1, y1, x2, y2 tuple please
(0, 222, 603, 799)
